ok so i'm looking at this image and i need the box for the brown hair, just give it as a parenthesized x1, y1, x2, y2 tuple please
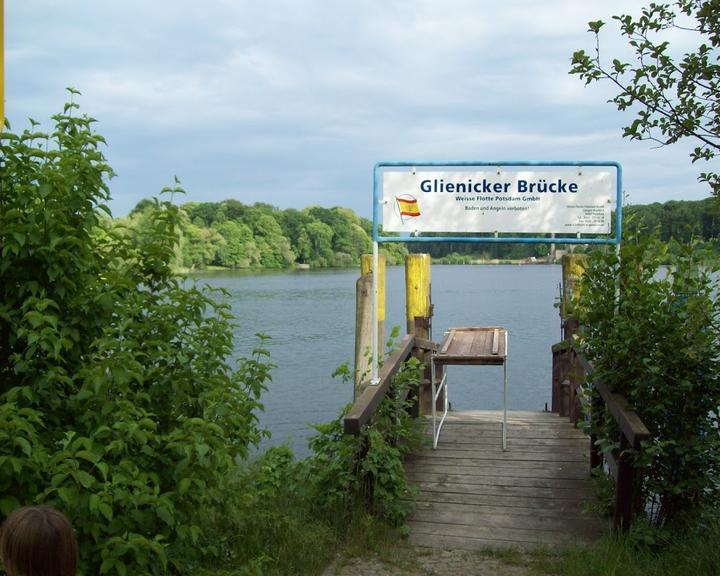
(0, 506, 78, 576)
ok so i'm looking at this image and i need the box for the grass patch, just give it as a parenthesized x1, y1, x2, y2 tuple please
(195, 446, 417, 576)
(524, 522, 720, 576)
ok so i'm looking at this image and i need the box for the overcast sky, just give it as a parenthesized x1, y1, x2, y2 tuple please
(6, 0, 714, 218)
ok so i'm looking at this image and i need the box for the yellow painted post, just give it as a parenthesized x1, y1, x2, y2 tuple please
(1, 0, 4, 130)
(560, 254, 587, 338)
(405, 254, 438, 415)
(405, 254, 431, 335)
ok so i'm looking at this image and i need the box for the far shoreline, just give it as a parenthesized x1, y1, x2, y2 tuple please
(176, 258, 560, 275)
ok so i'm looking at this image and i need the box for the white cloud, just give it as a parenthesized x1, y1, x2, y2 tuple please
(6, 0, 714, 218)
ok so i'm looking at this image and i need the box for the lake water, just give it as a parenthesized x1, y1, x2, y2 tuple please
(195, 265, 562, 456)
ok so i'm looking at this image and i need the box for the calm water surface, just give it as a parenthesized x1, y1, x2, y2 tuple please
(197, 265, 562, 456)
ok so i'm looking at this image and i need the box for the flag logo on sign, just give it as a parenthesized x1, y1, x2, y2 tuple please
(395, 195, 420, 223)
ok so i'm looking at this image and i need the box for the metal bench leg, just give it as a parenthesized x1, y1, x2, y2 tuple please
(503, 359, 508, 451)
(431, 358, 448, 449)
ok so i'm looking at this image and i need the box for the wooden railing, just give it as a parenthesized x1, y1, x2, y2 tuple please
(343, 334, 437, 435)
(552, 341, 651, 531)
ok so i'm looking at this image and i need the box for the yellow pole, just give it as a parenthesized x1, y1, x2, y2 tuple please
(560, 253, 587, 339)
(1, 0, 4, 130)
(405, 254, 431, 335)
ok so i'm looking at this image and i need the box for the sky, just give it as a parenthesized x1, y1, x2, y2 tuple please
(5, 0, 715, 218)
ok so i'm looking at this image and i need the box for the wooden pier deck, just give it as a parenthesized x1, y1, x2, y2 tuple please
(405, 410, 607, 550)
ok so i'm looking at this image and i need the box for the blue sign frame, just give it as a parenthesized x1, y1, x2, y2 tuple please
(373, 161, 623, 245)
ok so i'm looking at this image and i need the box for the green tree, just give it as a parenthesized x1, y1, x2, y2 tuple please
(252, 214, 295, 268)
(179, 221, 225, 269)
(570, 1, 720, 197)
(0, 94, 269, 575)
(576, 235, 720, 527)
(213, 220, 259, 268)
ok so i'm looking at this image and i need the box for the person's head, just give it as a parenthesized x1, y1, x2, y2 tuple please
(0, 506, 78, 576)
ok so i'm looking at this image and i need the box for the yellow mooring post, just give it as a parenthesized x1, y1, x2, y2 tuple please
(405, 254, 431, 336)
(361, 253, 386, 339)
(1, 0, 4, 130)
(355, 254, 386, 398)
(560, 253, 587, 340)
(405, 254, 438, 415)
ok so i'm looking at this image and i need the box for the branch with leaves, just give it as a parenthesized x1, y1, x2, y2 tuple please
(570, 1, 720, 197)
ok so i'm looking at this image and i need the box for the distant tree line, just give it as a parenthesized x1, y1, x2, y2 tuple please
(123, 199, 408, 270)
(121, 197, 718, 270)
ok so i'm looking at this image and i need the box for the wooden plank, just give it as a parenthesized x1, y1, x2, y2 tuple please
(404, 462, 590, 480)
(411, 447, 588, 463)
(492, 329, 499, 355)
(343, 334, 415, 434)
(439, 330, 455, 355)
(423, 437, 588, 450)
(406, 472, 591, 490)
(422, 435, 589, 447)
(409, 479, 594, 500)
(406, 458, 586, 475)
(409, 491, 596, 511)
(430, 424, 586, 438)
(594, 380, 650, 448)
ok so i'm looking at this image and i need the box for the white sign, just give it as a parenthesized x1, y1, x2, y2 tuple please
(381, 166, 616, 234)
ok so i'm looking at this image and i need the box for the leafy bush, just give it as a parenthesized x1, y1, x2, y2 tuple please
(576, 234, 720, 526)
(0, 92, 269, 574)
(307, 355, 423, 528)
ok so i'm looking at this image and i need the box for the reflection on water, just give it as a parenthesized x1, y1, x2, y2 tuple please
(197, 265, 562, 457)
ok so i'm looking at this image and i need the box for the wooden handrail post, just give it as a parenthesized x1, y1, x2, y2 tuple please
(614, 435, 636, 531)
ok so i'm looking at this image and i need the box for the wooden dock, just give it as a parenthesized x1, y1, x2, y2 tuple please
(405, 410, 607, 550)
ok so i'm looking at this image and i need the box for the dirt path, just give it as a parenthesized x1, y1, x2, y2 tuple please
(323, 548, 545, 576)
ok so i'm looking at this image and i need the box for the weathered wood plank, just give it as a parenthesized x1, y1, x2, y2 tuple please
(409, 448, 588, 463)
(410, 479, 594, 500)
(343, 334, 415, 434)
(406, 471, 591, 490)
(593, 380, 650, 448)
(421, 436, 590, 447)
(405, 410, 605, 549)
(409, 491, 596, 512)
(404, 462, 590, 480)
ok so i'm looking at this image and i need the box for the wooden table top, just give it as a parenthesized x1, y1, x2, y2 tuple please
(435, 327, 507, 366)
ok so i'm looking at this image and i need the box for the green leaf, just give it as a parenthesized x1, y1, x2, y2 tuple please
(0, 496, 20, 515)
(15, 436, 32, 456)
(178, 478, 192, 494)
(588, 19, 605, 33)
(76, 470, 95, 489)
(98, 502, 113, 521)
(157, 506, 175, 527)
